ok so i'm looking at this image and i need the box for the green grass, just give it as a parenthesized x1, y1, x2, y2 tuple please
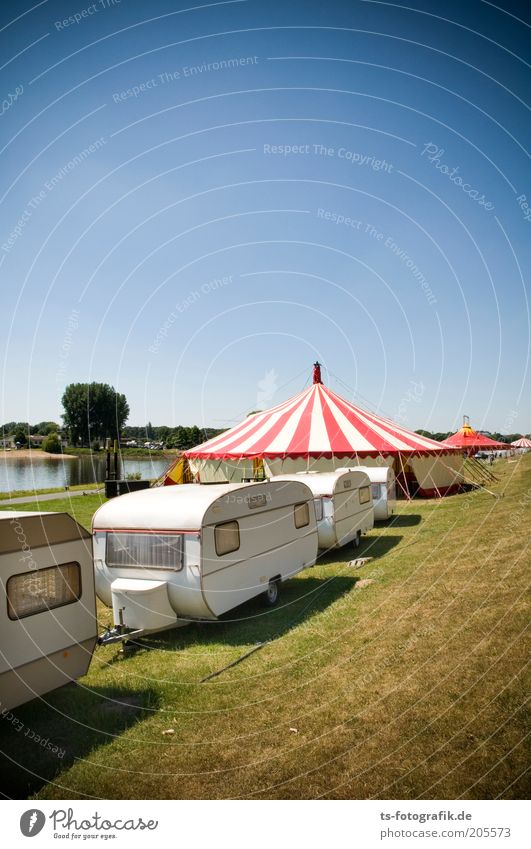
(0, 493, 106, 528)
(0, 456, 529, 800)
(0, 483, 103, 501)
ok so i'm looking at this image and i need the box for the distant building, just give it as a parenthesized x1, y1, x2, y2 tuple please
(29, 435, 47, 448)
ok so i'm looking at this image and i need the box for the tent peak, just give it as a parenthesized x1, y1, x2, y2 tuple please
(313, 361, 323, 384)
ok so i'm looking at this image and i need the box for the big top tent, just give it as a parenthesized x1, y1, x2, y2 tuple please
(442, 417, 509, 454)
(165, 364, 464, 497)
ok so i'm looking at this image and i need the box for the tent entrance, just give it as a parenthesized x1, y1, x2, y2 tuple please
(393, 456, 419, 500)
(156, 456, 193, 486)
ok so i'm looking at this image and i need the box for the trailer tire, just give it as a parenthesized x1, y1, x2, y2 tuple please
(264, 579, 280, 606)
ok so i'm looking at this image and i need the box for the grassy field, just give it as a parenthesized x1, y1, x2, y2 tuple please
(0, 455, 529, 800)
(0, 482, 103, 501)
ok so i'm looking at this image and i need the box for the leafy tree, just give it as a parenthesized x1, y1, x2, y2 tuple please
(42, 432, 62, 453)
(33, 421, 60, 436)
(13, 427, 28, 446)
(2, 422, 31, 439)
(489, 433, 512, 444)
(163, 425, 223, 450)
(61, 384, 88, 444)
(156, 426, 171, 445)
(203, 427, 226, 440)
(62, 382, 129, 446)
(90, 383, 129, 444)
(415, 429, 452, 442)
(188, 425, 202, 447)
(166, 425, 189, 449)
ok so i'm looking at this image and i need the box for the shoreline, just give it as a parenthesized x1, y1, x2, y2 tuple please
(1, 449, 78, 460)
(1, 448, 175, 461)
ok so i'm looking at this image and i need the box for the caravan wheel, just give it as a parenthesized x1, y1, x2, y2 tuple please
(264, 579, 280, 606)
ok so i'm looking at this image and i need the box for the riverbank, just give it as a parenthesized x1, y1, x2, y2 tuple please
(1, 447, 179, 460)
(59, 447, 180, 459)
(0, 448, 78, 460)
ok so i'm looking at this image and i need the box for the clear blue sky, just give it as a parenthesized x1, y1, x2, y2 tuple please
(1, 0, 529, 434)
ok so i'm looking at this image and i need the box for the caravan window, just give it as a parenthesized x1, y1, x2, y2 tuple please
(7, 562, 81, 620)
(359, 486, 371, 504)
(371, 483, 381, 500)
(294, 501, 310, 528)
(313, 498, 323, 521)
(106, 532, 183, 570)
(214, 521, 240, 556)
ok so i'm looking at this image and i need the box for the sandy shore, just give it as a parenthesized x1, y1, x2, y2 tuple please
(1, 449, 78, 460)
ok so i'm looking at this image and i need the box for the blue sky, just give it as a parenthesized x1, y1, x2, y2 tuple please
(0, 0, 529, 433)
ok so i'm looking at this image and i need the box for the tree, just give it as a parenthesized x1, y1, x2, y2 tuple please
(61, 384, 88, 445)
(489, 433, 512, 444)
(62, 383, 129, 446)
(415, 429, 452, 442)
(13, 427, 28, 446)
(164, 425, 220, 450)
(166, 426, 189, 450)
(42, 432, 62, 454)
(90, 383, 129, 444)
(156, 426, 171, 445)
(188, 426, 202, 447)
(34, 421, 60, 435)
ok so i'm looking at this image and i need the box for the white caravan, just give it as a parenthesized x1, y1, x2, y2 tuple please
(0, 511, 97, 711)
(92, 480, 318, 642)
(272, 470, 374, 550)
(337, 466, 396, 521)
(363, 466, 396, 520)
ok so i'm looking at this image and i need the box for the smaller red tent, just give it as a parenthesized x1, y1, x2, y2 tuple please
(443, 417, 508, 455)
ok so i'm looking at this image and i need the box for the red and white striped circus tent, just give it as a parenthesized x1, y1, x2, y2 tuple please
(511, 436, 531, 450)
(166, 364, 464, 497)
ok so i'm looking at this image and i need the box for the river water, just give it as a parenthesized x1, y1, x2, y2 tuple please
(0, 454, 170, 493)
